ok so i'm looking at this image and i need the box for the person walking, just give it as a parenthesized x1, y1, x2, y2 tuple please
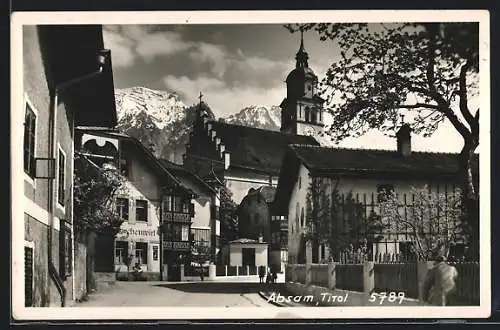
(258, 265, 265, 283)
(422, 252, 459, 306)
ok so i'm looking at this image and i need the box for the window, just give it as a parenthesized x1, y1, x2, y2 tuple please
(300, 207, 305, 227)
(311, 108, 317, 123)
(135, 242, 148, 265)
(377, 184, 395, 203)
(57, 148, 66, 207)
(116, 198, 129, 221)
(174, 196, 182, 212)
(24, 103, 36, 178)
(181, 225, 189, 241)
(305, 106, 311, 122)
(115, 241, 128, 264)
(119, 157, 130, 176)
(182, 199, 190, 214)
(152, 246, 159, 261)
(135, 200, 148, 222)
(163, 196, 172, 212)
(298, 176, 301, 189)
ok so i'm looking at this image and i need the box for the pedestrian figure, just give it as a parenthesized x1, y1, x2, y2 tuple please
(265, 267, 272, 284)
(199, 266, 204, 281)
(258, 265, 265, 283)
(422, 253, 458, 306)
(132, 262, 143, 281)
(272, 269, 277, 284)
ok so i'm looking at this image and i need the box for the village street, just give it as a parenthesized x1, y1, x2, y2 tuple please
(76, 276, 283, 307)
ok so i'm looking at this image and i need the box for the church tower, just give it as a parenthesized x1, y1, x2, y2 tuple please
(280, 32, 325, 137)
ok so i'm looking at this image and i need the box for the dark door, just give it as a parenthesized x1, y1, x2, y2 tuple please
(242, 248, 255, 266)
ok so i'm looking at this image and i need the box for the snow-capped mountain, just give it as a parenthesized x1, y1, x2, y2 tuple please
(115, 87, 214, 164)
(114, 87, 333, 164)
(225, 105, 281, 131)
(115, 87, 188, 129)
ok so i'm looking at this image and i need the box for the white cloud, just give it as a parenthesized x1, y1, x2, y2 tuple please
(163, 75, 284, 117)
(103, 28, 136, 68)
(136, 31, 192, 62)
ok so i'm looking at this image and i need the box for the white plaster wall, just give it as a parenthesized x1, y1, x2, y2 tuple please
(287, 164, 311, 264)
(192, 196, 211, 228)
(114, 180, 161, 272)
(286, 162, 459, 263)
(229, 246, 242, 266)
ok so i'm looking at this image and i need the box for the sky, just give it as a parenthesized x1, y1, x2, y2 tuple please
(103, 24, 473, 153)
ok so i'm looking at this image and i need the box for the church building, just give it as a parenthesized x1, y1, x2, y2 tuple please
(183, 34, 325, 272)
(183, 34, 324, 205)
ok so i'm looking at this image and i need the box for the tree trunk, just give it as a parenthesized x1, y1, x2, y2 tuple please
(458, 139, 479, 260)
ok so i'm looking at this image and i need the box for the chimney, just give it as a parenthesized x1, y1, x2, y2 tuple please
(396, 124, 412, 156)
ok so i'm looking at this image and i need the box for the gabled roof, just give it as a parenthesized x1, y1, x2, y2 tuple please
(289, 144, 479, 176)
(159, 159, 216, 197)
(208, 121, 320, 175)
(38, 25, 117, 128)
(76, 128, 196, 195)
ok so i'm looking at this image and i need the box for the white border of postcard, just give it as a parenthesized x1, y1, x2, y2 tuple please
(11, 10, 491, 320)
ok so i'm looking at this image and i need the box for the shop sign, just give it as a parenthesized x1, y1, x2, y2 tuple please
(163, 241, 190, 251)
(117, 227, 158, 241)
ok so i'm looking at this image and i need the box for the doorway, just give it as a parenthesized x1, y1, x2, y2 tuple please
(242, 248, 255, 266)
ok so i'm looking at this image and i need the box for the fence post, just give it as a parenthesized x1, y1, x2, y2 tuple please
(328, 262, 337, 290)
(236, 265, 239, 276)
(225, 265, 228, 276)
(208, 263, 216, 281)
(162, 264, 168, 281)
(417, 261, 434, 301)
(291, 264, 297, 283)
(363, 261, 374, 294)
(180, 264, 185, 282)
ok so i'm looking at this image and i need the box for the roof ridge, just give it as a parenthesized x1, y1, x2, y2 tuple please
(289, 144, 465, 155)
(209, 120, 318, 140)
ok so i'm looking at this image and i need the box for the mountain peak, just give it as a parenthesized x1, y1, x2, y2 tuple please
(224, 104, 281, 131)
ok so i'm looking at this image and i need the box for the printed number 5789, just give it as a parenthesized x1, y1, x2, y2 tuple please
(368, 292, 405, 304)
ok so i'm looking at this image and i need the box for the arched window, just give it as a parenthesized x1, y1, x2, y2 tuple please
(305, 106, 311, 122)
(311, 108, 317, 123)
(300, 207, 305, 227)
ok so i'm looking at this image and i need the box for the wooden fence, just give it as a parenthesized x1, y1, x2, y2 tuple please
(286, 260, 480, 305)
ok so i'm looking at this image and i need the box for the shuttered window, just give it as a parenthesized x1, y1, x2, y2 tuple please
(24, 104, 36, 178)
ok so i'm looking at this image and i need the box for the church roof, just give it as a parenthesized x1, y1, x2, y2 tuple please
(208, 121, 320, 175)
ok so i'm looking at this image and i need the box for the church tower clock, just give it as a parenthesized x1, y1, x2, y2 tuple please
(280, 32, 325, 138)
